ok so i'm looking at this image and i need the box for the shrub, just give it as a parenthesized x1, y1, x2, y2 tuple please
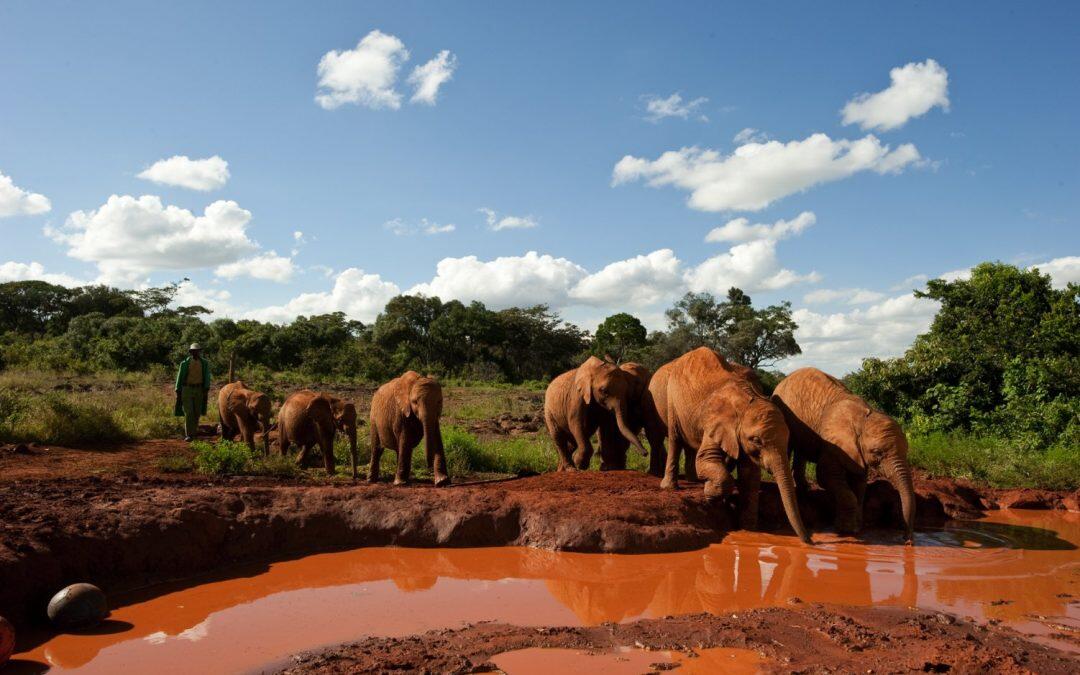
(157, 452, 195, 473)
(193, 440, 253, 475)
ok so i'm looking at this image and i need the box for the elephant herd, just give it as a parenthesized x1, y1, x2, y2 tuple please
(544, 347, 916, 544)
(215, 345, 915, 545)
(216, 371, 447, 486)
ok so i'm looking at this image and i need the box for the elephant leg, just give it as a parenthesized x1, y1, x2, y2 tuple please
(598, 420, 626, 471)
(570, 427, 594, 470)
(646, 427, 666, 479)
(236, 415, 256, 454)
(819, 452, 858, 534)
(683, 444, 699, 482)
(850, 474, 867, 532)
(278, 427, 290, 457)
(793, 449, 810, 496)
(553, 430, 577, 471)
(220, 414, 234, 442)
(394, 436, 414, 486)
(736, 455, 762, 531)
(660, 434, 681, 490)
(368, 427, 383, 483)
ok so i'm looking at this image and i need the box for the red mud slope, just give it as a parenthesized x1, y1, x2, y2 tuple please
(279, 605, 1077, 674)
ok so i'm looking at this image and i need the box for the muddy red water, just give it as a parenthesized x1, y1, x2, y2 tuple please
(10, 510, 1079, 674)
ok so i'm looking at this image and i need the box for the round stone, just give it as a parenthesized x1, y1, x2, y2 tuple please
(46, 583, 109, 630)
(0, 615, 14, 666)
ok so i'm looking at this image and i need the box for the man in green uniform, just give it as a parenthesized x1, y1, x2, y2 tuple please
(174, 343, 211, 441)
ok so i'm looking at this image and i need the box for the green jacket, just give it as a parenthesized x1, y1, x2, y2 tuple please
(174, 356, 211, 416)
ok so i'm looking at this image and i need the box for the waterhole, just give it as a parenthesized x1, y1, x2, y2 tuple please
(10, 510, 1078, 674)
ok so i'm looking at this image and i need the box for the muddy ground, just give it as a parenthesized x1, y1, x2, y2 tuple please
(2, 426, 1079, 672)
(279, 604, 1077, 674)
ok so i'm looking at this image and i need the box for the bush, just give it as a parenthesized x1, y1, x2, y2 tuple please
(157, 452, 195, 473)
(193, 440, 253, 475)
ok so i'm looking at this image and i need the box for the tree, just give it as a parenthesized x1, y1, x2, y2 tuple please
(659, 288, 801, 369)
(593, 313, 647, 363)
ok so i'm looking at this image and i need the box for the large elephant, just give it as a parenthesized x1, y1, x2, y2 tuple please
(326, 396, 359, 479)
(218, 381, 272, 456)
(596, 362, 664, 475)
(369, 371, 450, 487)
(278, 390, 337, 474)
(651, 347, 811, 544)
(772, 367, 916, 542)
(544, 356, 648, 471)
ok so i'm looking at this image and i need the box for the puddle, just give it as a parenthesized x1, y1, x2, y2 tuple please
(10, 510, 1079, 674)
(490, 646, 769, 674)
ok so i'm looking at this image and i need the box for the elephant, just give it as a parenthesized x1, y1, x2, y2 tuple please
(277, 390, 337, 474)
(218, 381, 272, 456)
(544, 356, 648, 471)
(772, 367, 916, 542)
(369, 371, 450, 487)
(649, 347, 811, 544)
(325, 396, 359, 479)
(596, 362, 664, 475)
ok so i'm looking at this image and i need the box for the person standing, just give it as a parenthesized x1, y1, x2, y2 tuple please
(174, 343, 211, 441)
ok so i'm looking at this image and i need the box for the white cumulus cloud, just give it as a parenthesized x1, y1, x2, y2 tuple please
(247, 268, 401, 324)
(732, 128, 769, 144)
(842, 59, 950, 131)
(705, 211, 816, 244)
(0, 171, 51, 217)
(315, 30, 410, 110)
(408, 50, 457, 105)
(48, 195, 260, 285)
(137, 155, 230, 191)
(643, 93, 709, 122)
(0, 261, 85, 287)
(570, 249, 685, 307)
(384, 217, 455, 236)
(1032, 256, 1080, 289)
(803, 287, 886, 305)
(479, 207, 538, 231)
(215, 251, 296, 283)
(410, 251, 586, 309)
(612, 133, 922, 212)
(686, 239, 820, 295)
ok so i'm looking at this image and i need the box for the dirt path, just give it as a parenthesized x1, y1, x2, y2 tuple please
(278, 604, 1077, 674)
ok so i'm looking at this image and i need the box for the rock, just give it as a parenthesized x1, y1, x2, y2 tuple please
(0, 615, 14, 666)
(47, 583, 109, 630)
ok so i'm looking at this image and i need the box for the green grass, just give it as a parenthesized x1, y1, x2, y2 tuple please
(909, 431, 1080, 491)
(156, 451, 195, 473)
(191, 439, 305, 478)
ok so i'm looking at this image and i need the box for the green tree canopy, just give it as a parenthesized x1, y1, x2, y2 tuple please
(592, 313, 648, 363)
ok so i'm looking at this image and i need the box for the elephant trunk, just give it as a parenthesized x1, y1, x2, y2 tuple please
(767, 455, 812, 545)
(884, 454, 916, 544)
(422, 415, 448, 484)
(615, 405, 648, 457)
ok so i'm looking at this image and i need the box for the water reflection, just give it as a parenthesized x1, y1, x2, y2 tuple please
(12, 511, 1079, 674)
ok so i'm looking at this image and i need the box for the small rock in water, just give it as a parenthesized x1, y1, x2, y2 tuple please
(47, 583, 109, 630)
(0, 615, 15, 666)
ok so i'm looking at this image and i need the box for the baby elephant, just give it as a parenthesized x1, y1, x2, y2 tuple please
(369, 371, 449, 487)
(326, 396, 359, 479)
(772, 368, 916, 542)
(218, 381, 272, 455)
(278, 390, 338, 475)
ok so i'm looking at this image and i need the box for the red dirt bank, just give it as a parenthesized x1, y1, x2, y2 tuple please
(278, 605, 1077, 674)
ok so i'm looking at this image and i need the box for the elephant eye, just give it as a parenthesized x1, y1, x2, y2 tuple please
(749, 435, 763, 446)
(599, 386, 609, 395)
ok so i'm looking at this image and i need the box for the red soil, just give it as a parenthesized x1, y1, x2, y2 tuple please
(279, 605, 1077, 674)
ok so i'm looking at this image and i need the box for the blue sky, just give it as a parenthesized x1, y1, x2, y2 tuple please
(1, 1, 1077, 372)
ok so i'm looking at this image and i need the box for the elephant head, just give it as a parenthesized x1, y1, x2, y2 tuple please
(696, 383, 811, 544)
(574, 357, 648, 456)
(248, 392, 273, 456)
(330, 397, 359, 478)
(400, 374, 447, 482)
(821, 401, 916, 542)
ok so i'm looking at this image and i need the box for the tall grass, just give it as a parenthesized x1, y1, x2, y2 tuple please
(909, 432, 1080, 491)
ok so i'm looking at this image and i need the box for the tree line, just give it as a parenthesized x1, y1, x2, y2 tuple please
(0, 279, 802, 385)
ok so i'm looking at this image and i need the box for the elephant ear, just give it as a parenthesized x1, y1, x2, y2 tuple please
(716, 405, 742, 461)
(398, 381, 415, 418)
(574, 357, 605, 405)
(821, 411, 865, 471)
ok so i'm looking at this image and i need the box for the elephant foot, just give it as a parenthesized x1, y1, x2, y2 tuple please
(599, 462, 624, 472)
(433, 475, 451, 488)
(702, 477, 735, 500)
(835, 516, 859, 536)
(393, 476, 409, 486)
(660, 476, 678, 490)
